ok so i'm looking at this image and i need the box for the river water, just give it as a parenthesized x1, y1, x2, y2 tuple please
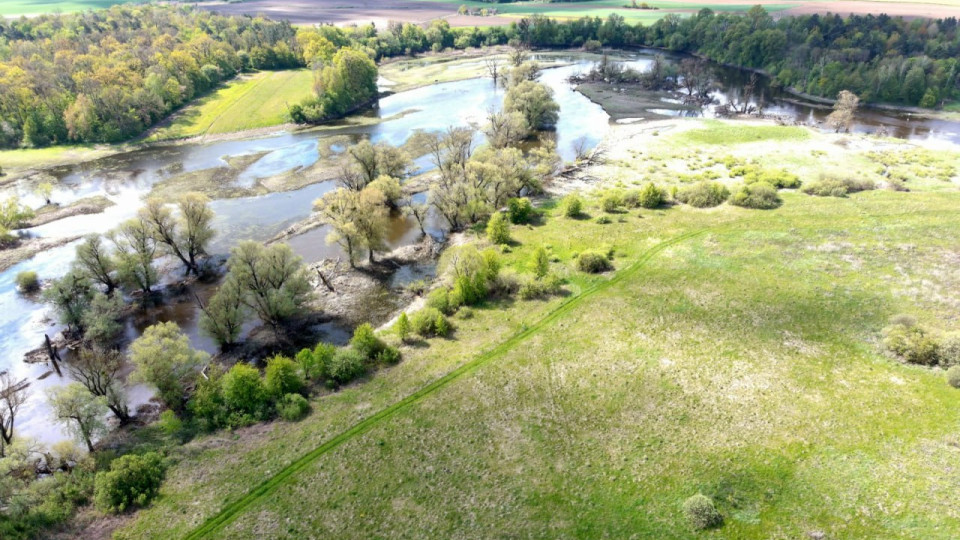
(1, 50, 957, 447)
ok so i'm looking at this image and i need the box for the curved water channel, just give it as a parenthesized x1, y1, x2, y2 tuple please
(2, 50, 958, 446)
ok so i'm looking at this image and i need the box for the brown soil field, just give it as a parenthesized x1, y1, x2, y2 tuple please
(195, 0, 512, 27)
(196, 0, 960, 26)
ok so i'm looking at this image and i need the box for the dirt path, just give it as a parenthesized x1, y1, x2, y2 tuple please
(181, 225, 717, 539)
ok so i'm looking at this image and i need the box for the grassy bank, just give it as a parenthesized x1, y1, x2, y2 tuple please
(146, 70, 314, 142)
(114, 119, 960, 539)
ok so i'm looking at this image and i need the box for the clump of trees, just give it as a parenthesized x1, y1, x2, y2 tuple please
(289, 48, 379, 123)
(0, 197, 34, 245)
(201, 241, 313, 347)
(0, 6, 301, 148)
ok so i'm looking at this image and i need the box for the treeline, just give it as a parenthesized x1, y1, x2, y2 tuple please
(0, 5, 301, 148)
(510, 9, 959, 107)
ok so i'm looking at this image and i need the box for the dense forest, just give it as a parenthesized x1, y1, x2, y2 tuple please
(0, 6, 301, 148)
(513, 8, 959, 107)
(1, 6, 956, 149)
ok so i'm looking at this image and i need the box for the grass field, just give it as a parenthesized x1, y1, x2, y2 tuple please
(113, 120, 960, 539)
(0, 0, 126, 16)
(146, 70, 313, 142)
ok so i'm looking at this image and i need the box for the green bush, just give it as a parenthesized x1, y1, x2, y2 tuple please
(945, 365, 960, 388)
(801, 176, 875, 197)
(486, 211, 511, 245)
(939, 333, 960, 368)
(637, 182, 665, 208)
(350, 322, 387, 360)
(683, 494, 722, 530)
(295, 343, 334, 382)
(562, 194, 583, 218)
(507, 197, 534, 224)
(675, 181, 730, 208)
(427, 287, 457, 315)
(743, 168, 801, 188)
(576, 251, 613, 273)
(729, 182, 781, 209)
(518, 274, 563, 300)
(277, 393, 310, 421)
(601, 192, 622, 213)
(93, 452, 165, 514)
(15, 271, 39, 293)
(883, 319, 940, 366)
(376, 346, 402, 365)
(222, 363, 268, 417)
(395, 312, 411, 342)
(264, 355, 304, 398)
(327, 348, 367, 384)
(410, 307, 448, 337)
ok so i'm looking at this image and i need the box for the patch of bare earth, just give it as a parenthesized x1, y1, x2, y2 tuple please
(195, 0, 511, 27)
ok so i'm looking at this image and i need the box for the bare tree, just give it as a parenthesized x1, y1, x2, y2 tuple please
(508, 44, 530, 67)
(404, 202, 430, 237)
(572, 136, 591, 162)
(484, 57, 502, 86)
(0, 372, 29, 457)
(827, 90, 859, 133)
(67, 348, 130, 424)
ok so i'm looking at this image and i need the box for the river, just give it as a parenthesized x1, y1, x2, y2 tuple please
(1, 50, 957, 447)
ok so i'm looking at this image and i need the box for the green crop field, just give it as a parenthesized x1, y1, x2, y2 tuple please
(146, 70, 313, 141)
(115, 121, 960, 539)
(0, 0, 129, 16)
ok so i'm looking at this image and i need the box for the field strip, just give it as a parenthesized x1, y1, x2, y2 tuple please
(201, 73, 271, 136)
(182, 225, 717, 540)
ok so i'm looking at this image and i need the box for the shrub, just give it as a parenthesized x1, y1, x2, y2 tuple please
(518, 274, 563, 300)
(801, 175, 875, 197)
(743, 168, 801, 188)
(595, 215, 611, 224)
(93, 452, 165, 514)
(562, 194, 583, 218)
(350, 323, 387, 360)
(947, 366, 960, 389)
(327, 348, 367, 384)
(395, 312, 411, 342)
(376, 346, 402, 365)
(683, 494, 722, 530)
(486, 211, 511, 245)
(156, 410, 183, 438)
(637, 182, 665, 208)
(729, 182, 781, 209)
(264, 355, 304, 398)
(531, 246, 550, 279)
(939, 333, 960, 368)
(576, 251, 613, 273)
(427, 287, 456, 315)
(277, 393, 310, 421)
(295, 343, 334, 382)
(883, 319, 940, 366)
(221, 363, 268, 417)
(507, 197, 533, 224)
(675, 181, 730, 208)
(434, 314, 451, 337)
(15, 271, 39, 293)
(410, 307, 448, 337)
(601, 192, 622, 213)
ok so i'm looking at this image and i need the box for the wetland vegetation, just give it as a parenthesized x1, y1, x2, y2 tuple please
(1, 3, 960, 540)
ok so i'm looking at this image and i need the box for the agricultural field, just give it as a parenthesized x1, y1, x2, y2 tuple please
(111, 120, 960, 539)
(146, 70, 314, 142)
(0, 0, 123, 16)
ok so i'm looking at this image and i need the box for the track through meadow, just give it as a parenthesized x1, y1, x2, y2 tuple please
(183, 225, 719, 539)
